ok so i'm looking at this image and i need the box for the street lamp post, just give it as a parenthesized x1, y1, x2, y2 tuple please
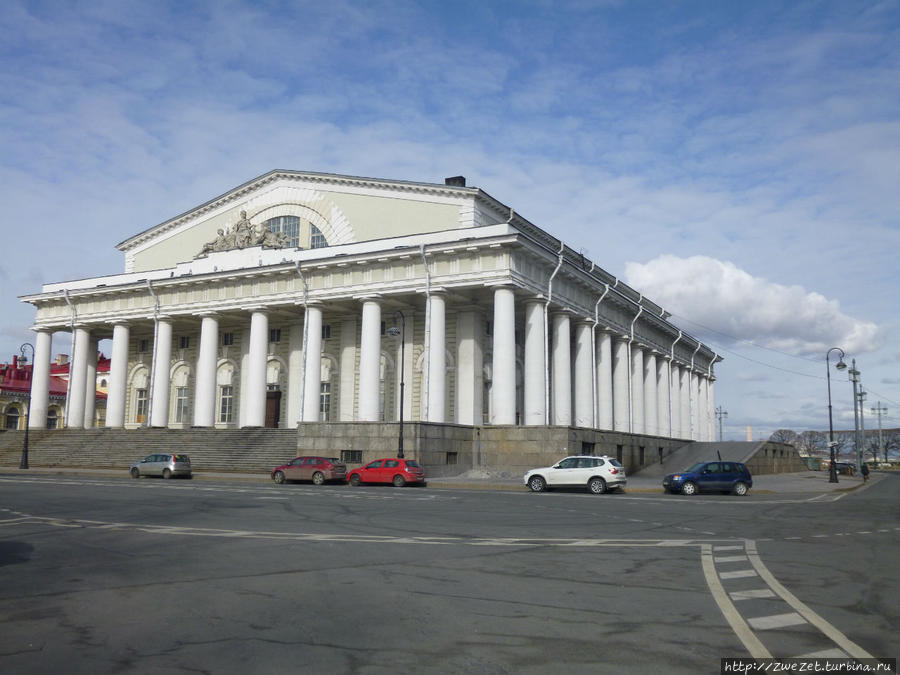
(826, 347, 847, 484)
(387, 311, 406, 459)
(18, 342, 35, 470)
(848, 359, 862, 475)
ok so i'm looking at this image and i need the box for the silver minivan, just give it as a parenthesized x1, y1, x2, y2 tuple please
(130, 453, 192, 479)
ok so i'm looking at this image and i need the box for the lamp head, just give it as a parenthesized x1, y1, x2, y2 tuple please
(835, 359, 847, 371)
(386, 326, 401, 337)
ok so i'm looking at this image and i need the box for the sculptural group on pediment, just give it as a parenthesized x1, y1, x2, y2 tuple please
(196, 210, 291, 257)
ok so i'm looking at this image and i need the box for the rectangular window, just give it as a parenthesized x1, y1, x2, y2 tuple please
(179, 336, 190, 349)
(616, 444, 623, 463)
(269, 328, 281, 343)
(136, 388, 148, 423)
(139, 339, 149, 353)
(322, 324, 331, 340)
(175, 387, 189, 423)
(341, 449, 362, 464)
(380, 321, 386, 336)
(222, 332, 234, 346)
(319, 382, 331, 421)
(219, 386, 233, 423)
(446, 452, 458, 465)
(639, 446, 645, 465)
(581, 441, 595, 456)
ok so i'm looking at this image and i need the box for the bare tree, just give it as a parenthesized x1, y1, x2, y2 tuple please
(769, 429, 798, 445)
(797, 430, 827, 456)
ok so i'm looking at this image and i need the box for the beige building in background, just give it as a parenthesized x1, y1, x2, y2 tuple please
(20, 170, 720, 444)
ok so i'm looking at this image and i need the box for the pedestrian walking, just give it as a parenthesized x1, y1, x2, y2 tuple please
(861, 463, 870, 482)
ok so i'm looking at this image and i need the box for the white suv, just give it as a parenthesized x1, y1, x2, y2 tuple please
(524, 455, 626, 494)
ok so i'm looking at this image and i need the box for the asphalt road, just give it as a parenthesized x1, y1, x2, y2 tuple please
(0, 473, 897, 674)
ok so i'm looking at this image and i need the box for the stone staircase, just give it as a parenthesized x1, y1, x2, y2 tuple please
(0, 428, 301, 475)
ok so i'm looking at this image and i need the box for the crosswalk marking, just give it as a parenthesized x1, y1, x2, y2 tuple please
(719, 569, 758, 579)
(714, 555, 748, 563)
(729, 589, 776, 601)
(747, 612, 806, 630)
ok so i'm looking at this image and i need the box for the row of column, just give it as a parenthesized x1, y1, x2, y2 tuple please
(28, 286, 715, 438)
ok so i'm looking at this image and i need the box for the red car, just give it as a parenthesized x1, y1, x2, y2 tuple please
(271, 456, 347, 485)
(347, 458, 426, 487)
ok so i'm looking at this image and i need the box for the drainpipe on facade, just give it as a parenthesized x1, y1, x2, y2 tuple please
(670, 330, 682, 438)
(295, 262, 308, 424)
(592, 282, 610, 428)
(62, 289, 76, 428)
(544, 241, 565, 425)
(420, 244, 431, 421)
(628, 300, 644, 434)
(146, 280, 160, 427)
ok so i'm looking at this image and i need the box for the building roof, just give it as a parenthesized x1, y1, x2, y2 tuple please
(0, 356, 104, 399)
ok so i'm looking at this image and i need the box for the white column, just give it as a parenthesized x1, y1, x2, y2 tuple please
(612, 337, 629, 432)
(82, 337, 98, 428)
(491, 286, 516, 425)
(707, 379, 716, 441)
(551, 312, 572, 426)
(244, 310, 268, 427)
(630, 344, 644, 434)
(358, 299, 382, 421)
(339, 316, 357, 421)
(657, 358, 670, 438)
(29, 330, 52, 429)
(690, 371, 700, 440)
(680, 367, 691, 439)
(66, 328, 90, 429)
(302, 304, 323, 422)
(150, 319, 172, 428)
(106, 324, 129, 427)
(523, 300, 546, 426)
(456, 311, 482, 425)
(427, 293, 446, 423)
(193, 315, 219, 427)
(573, 321, 593, 428)
(700, 376, 711, 441)
(596, 331, 613, 430)
(238, 328, 250, 426)
(670, 364, 681, 439)
(643, 351, 658, 436)
(286, 321, 304, 426)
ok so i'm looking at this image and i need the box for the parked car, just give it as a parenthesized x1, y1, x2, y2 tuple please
(523, 455, 626, 494)
(662, 461, 752, 495)
(346, 458, 425, 487)
(130, 453, 192, 479)
(271, 456, 347, 485)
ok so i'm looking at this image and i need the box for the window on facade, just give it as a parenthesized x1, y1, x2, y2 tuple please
(310, 224, 327, 249)
(139, 339, 149, 353)
(175, 387, 189, 423)
(100, 379, 107, 388)
(322, 324, 331, 340)
(222, 332, 234, 346)
(265, 215, 300, 247)
(319, 382, 331, 421)
(342, 449, 362, 464)
(616, 444, 623, 463)
(582, 441, 595, 456)
(136, 389, 148, 423)
(5, 408, 20, 430)
(446, 452, 458, 465)
(179, 336, 190, 349)
(639, 446, 645, 465)
(269, 328, 281, 343)
(46, 409, 58, 430)
(219, 386, 233, 423)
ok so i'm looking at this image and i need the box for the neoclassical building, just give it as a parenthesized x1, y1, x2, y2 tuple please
(20, 170, 720, 444)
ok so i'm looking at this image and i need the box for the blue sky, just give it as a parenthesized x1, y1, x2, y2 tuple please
(1, 0, 898, 439)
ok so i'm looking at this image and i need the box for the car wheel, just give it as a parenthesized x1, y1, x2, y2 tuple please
(527, 476, 546, 492)
(273, 470, 286, 485)
(392, 474, 406, 488)
(681, 481, 697, 496)
(162, 468, 172, 479)
(130, 467, 140, 479)
(588, 477, 607, 494)
(349, 474, 361, 486)
(733, 482, 749, 496)
(312, 471, 325, 486)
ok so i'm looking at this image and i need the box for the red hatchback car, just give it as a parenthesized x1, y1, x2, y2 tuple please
(347, 458, 426, 487)
(271, 456, 347, 485)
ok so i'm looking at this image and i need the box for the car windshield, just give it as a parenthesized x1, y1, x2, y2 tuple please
(405, 460, 420, 467)
(173, 455, 189, 463)
(609, 459, 624, 468)
(684, 463, 705, 473)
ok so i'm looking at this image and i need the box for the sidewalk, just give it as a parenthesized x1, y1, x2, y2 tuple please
(0, 465, 879, 494)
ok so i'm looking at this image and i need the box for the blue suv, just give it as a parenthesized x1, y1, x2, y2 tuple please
(662, 461, 752, 496)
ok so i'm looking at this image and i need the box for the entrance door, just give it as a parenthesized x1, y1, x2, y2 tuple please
(265, 391, 282, 428)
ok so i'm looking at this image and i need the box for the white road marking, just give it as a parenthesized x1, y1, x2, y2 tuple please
(719, 569, 758, 579)
(713, 545, 744, 551)
(799, 649, 848, 658)
(713, 555, 748, 563)
(729, 589, 776, 601)
(747, 612, 806, 630)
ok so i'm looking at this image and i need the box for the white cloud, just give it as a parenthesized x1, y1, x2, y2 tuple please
(624, 255, 882, 356)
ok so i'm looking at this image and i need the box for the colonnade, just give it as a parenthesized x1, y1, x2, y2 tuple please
(26, 286, 717, 439)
